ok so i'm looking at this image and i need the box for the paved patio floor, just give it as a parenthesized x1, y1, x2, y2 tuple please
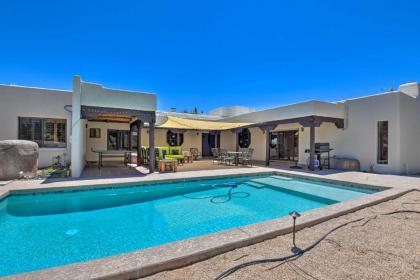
(81, 159, 248, 178)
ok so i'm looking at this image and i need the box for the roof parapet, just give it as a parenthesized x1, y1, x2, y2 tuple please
(399, 82, 419, 98)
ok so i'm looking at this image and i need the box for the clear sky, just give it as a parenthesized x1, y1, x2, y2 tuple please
(1, 0, 419, 112)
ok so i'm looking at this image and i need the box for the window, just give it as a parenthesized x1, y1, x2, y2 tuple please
(377, 121, 388, 164)
(107, 130, 129, 150)
(167, 130, 184, 146)
(89, 128, 101, 138)
(238, 128, 251, 148)
(18, 117, 66, 148)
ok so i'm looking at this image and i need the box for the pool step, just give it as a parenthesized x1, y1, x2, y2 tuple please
(249, 175, 369, 202)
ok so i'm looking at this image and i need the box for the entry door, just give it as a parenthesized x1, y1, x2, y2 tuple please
(202, 133, 211, 156)
(202, 133, 220, 157)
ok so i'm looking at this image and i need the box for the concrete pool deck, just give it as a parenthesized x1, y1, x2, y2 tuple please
(1, 167, 420, 280)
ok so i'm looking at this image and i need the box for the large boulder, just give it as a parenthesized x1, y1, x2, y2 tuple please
(0, 140, 39, 180)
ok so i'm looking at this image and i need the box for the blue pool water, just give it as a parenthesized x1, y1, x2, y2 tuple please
(0, 174, 378, 276)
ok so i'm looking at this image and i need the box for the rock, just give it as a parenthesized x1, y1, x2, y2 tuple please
(0, 140, 39, 180)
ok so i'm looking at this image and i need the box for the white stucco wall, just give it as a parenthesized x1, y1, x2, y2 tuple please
(0, 85, 72, 168)
(398, 92, 420, 174)
(333, 92, 402, 174)
(71, 76, 85, 177)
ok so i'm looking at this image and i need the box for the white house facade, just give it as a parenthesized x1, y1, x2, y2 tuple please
(0, 76, 419, 176)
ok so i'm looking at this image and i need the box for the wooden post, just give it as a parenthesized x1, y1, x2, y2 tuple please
(128, 124, 133, 151)
(215, 132, 220, 148)
(136, 121, 142, 166)
(309, 125, 315, 171)
(265, 128, 270, 166)
(149, 122, 155, 173)
(235, 131, 239, 152)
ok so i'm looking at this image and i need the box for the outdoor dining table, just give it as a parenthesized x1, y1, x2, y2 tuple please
(226, 151, 243, 165)
(92, 150, 131, 169)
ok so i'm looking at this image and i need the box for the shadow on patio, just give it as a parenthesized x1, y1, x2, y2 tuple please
(79, 158, 348, 179)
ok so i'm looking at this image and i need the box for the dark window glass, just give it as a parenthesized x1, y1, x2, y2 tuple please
(167, 130, 184, 146)
(377, 121, 388, 164)
(89, 128, 101, 138)
(108, 130, 118, 150)
(107, 130, 129, 150)
(18, 117, 66, 148)
(238, 128, 251, 148)
(131, 133, 137, 150)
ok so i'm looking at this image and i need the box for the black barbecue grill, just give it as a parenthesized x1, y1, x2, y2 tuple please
(305, 143, 333, 169)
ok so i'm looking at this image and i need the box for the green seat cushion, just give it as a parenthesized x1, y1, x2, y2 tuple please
(165, 154, 184, 159)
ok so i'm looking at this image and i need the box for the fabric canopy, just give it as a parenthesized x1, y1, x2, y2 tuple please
(157, 116, 253, 130)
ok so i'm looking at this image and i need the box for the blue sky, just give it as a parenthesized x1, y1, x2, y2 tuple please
(1, 1, 419, 112)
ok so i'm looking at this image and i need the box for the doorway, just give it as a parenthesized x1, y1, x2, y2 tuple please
(269, 130, 299, 161)
(202, 133, 220, 156)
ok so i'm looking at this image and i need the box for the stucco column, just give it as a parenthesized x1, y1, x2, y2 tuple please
(70, 75, 83, 178)
(136, 121, 142, 166)
(148, 122, 155, 173)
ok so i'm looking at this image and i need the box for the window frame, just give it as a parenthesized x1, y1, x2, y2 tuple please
(377, 121, 388, 164)
(166, 130, 184, 147)
(89, 128, 101, 138)
(18, 117, 67, 148)
(238, 128, 251, 148)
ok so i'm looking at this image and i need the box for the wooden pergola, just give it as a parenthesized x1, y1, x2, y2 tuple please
(80, 105, 156, 172)
(233, 115, 344, 170)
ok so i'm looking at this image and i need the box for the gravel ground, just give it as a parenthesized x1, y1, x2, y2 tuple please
(144, 191, 420, 280)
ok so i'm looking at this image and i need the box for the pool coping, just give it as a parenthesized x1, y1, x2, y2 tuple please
(2, 168, 418, 280)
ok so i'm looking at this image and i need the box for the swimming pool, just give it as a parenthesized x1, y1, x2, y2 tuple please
(0, 174, 378, 276)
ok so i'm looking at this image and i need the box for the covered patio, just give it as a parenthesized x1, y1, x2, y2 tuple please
(81, 105, 156, 172)
(70, 76, 157, 177)
(244, 115, 345, 170)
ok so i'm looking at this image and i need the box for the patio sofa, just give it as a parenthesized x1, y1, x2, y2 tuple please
(157, 146, 185, 162)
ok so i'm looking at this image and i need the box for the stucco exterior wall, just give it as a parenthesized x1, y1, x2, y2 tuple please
(399, 93, 420, 174)
(153, 129, 202, 154)
(220, 130, 236, 151)
(0, 85, 72, 168)
(333, 93, 402, 174)
(248, 127, 266, 161)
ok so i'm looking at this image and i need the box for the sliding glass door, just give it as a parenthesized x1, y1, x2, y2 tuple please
(269, 130, 299, 161)
(107, 130, 129, 151)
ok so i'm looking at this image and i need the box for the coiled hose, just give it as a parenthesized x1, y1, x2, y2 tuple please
(182, 182, 250, 204)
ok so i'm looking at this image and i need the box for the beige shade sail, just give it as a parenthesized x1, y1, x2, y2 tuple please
(157, 116, 253, 130)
